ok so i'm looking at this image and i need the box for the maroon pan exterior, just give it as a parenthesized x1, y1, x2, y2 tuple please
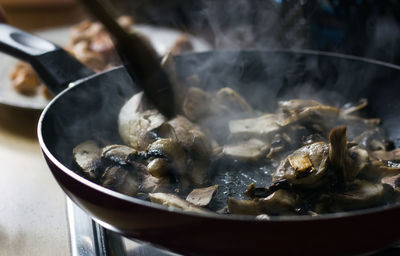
(42, 149, 400, 256)
(38, 50, 400, 256)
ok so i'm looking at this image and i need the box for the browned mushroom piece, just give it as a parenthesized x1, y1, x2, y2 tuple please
(149, 193, 209, 213)
(329, 126, 368, 183)
(73, 140, 103, 180)
(70, 40, 106, 72)
(244, 180, 290, 199)
(69, 20, 94, 44)
(101, 165, 139, 196)
(118, 92, 166, 150)
(40, 84, 53, 99)
(140, 174, 169, 193)
(167, 115, 213, 185)
(182, 87, 254, 136)
(371, 148, 400, 162)
(278, 99, 321, 113)
(101, 144, 137, 165)
(147, 158, 171, 178)
(88, 32, 116, 64)
(361, 160, 400, 180)
(182, 87, 214, 121)
(147, 138, 187, 176)
(228, 113, 283, 141)
(381, 173, 400, 193)
(227, 189, 298, 216)
(273, 141, 329, 188)
(10, 62, 40, 95)
(223, 138, 269, 162)
(69, 17, 135, 69)
(339, 99, 382, 127)
(318, 179, 386, 213)
(186, 185, 219, 207)
(353, 127, 387, 151)
(339, 98, 368, 117)
(215, 87, 254, 115)
(282, 105, 339, 135)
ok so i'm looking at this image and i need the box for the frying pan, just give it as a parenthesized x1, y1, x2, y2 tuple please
(1, 23, 400, 255)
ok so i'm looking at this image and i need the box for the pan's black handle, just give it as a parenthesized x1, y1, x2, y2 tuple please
(0, 23, 94, 95)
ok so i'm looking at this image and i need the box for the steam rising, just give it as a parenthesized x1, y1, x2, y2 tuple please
(200, 0, 308, 49)
(43, 1, 400, 169)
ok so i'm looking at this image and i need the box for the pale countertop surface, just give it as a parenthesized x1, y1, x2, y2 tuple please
(0, 106, 70, 256)
(0, 5, 86, 256)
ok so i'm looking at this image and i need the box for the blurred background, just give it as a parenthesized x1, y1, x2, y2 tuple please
(1, 0, 400, 64)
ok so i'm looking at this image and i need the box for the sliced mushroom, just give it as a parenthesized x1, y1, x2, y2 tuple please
(322, 179, 386, 212)
(273, 142, 329, 188)
(266, 139, 288, 160)
(348, 144, 369, 173)
(149, 193, 209, 213)
(140, 174, 169, 193)
(223, 138, 269, 161)
(147, 158, 171, 178)
(229, 114, 283, 141)
(101, 144, 137, 165)
(282, 105, 339, 135)
(329, 126, 367, 183)
(215, 87, 253, 115)
(10, 62, 40, 95)
(118, 92, 166, 150)
(353, 128, 387, 151)
(339, 98, 368, 117)
(371, 148, 400, 162)
(186, 185, 219, 207)
(152, 122, 178, 141)
(182, 87, 214, 121)
(381, 173, 400, 193)
(73, 140, 102, 180)
(101, 165, 139, 196)
(244, 180, 291, 199)
(278, 99, 321, 113)
(182, 86, 253, 124)
(227, 189, 298, 215)
(361, 160, 400, 180)
(167, 116, 211, 158)
(147, 138, 187, 176)
(339, 99, 382, 127)
(167, 115, 213, 185)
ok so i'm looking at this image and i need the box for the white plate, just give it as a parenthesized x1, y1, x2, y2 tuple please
(0, 25, 210, 110)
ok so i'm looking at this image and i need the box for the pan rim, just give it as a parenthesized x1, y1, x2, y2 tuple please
(37, 49, 400, 223)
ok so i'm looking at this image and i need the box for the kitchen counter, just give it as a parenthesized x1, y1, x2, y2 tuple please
(0, 3, 85, 255)
(0, 106, 70, 255)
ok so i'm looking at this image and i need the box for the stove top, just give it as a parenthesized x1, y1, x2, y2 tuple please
(66, 198, 400, 256)
(66, 198, 178, 256)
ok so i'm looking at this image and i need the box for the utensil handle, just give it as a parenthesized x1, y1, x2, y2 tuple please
(0, 23, 94, 95)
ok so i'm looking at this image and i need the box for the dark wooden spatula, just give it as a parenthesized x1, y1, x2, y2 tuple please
(79, 0, 176, 118)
